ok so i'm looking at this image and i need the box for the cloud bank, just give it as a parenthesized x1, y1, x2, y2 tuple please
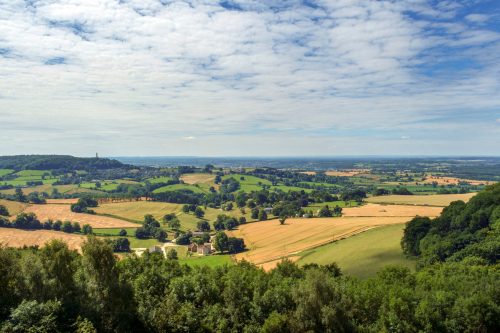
(0, 0, 499, 156)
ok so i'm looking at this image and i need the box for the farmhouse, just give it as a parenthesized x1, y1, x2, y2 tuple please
(188, 243, 198, 252)
(197, 243, 212, 256)
(148, 245, 164, 255)
(264, 207, 273, 214)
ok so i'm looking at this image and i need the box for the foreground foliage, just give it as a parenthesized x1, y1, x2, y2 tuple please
(0, 184, 498, 332)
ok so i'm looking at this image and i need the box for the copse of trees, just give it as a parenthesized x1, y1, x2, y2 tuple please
(402, 182, 500, 267)
(135, 215, 166, 242)
(70, 197, 98, 213)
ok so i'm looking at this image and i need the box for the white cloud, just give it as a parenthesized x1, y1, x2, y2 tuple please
(0, 0, 499, 156)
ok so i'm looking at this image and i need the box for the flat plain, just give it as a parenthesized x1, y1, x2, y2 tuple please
(342, 203, 443, 217)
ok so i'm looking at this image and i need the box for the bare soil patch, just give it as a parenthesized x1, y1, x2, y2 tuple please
(0, 228, 86, 251)
(22, 204, 139, 228)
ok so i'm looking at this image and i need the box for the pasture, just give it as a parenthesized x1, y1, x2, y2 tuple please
(144, 176, 173, 184)
(152, 183, 208, 194)
(23, 204, 139, 228)
(325, 169, 370, 177)
(422, 175, 495, 186)
(229, 216, 411, 269)
(0, 199, 29, 216)
(0, 169, 14, 176)
(0, 228, 86, 251)
(180, 254, 233, 267)
(366, 193, 476, 206)
(297, 224, 414, 278)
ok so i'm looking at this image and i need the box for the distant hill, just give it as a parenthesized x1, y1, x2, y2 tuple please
(0, 155, 126, 171)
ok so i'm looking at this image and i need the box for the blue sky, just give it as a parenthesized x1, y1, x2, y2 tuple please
(0, 0, 499, 156)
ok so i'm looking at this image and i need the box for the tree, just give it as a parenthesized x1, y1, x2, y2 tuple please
(168, 217, 181, 230)
(2, 300, 61, 332)
(166, 249, 178, 260)
(401, 216, 432, 256)
(155, 229, 167, 242)
(62, 221, 73, 233)
(82, 224, 93, 235)
(213, 231, 228, 253)
(194, 206, 205, 218)
(333, 206, 342, 216)
(0, 204, 10, 216)
(279, 216, 287, 225)
(227, 237, 245, 253)
(318, 205, 332, 217)
(197, 220, 210, 232)
(238, 217, 247, 224)
(113, 238, 131, 252)
(53, 220, 62, 231)
(258, 209, 268, 221)
(15, 188, 27, 202)
(73, 222, 81, 233)
(251, 208, 259, 219)
(182, 205, 190, 213)
(135, 227, 148, 239)
(118, 229, 127, 237)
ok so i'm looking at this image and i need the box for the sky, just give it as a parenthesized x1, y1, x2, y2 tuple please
(0, 0, 499, 157)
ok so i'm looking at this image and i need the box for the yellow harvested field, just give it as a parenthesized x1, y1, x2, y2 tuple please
(0, 199, 28, 216)
(0, 228, 86, 251)
(299, 171, 316, 175)
(422, 175, 495, 186)
(180, 173, 215, 185)
(325, 169, 370, 177)
(229, 216, 409, 268)
(366, 193, 476, 206)
(342, 203, 442, 217)
(94, 201, 182, 222)
(22, 204, 138, 228)
(45, 198, 78, 204)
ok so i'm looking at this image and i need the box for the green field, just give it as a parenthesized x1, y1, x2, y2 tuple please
(144, 176, 173, 184)
(14, 170, 50, 177)
(297, 224, 414, 278)
(152, 183, 208, 194)
(179, 254, 233, 267)
(0, 169, 15, 177)
(93, 227, 139, 236)
(307, 200, 360, 211)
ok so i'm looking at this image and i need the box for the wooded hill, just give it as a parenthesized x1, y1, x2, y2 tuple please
(0, 155, 126, 171)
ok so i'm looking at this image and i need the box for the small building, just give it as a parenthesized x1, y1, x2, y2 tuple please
(148, 245, 164, 255)
(197, 243, 212, 256)
(264, 207, 273, 214)
(188, 243, 198, 252)
(192, 231, 206, 237)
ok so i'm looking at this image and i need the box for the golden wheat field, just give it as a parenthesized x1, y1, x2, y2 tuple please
(342, 203, 442, 217)
(0, 199, 29, 216)
(325, 169, 370, 177)
(229, 216, 410, 269)
(93, 201, 183, 222)
(422, 175, 494, 186)
(180, 173, 215, 185)
(366, 193, 476, 206)
(45, 198, 79, 204)
(23, 204, 138, 228)
(0, 228, 87, 251)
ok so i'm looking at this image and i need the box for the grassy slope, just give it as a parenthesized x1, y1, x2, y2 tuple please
(297, 224, 414, 278)
(152, 183, 208, 194)
(0, 199, 29, 216)
(179, 254, 233, 267)
(0, 169, 15, 177)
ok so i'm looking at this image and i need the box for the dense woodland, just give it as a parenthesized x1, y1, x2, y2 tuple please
(0, 183, 498, 332)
